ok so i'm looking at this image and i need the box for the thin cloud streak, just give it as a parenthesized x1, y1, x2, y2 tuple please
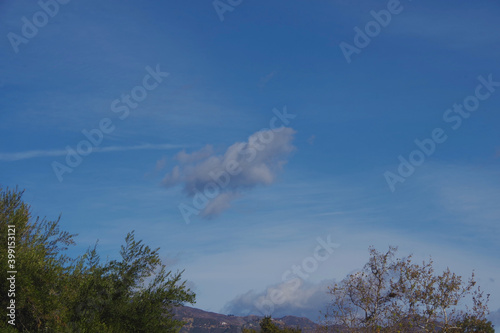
(0, 143, 190, 162)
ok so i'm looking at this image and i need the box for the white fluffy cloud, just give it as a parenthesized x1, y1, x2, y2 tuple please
(162, 128, 296, 218)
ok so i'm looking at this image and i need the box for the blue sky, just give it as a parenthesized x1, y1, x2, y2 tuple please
(1, 0, 500, 324)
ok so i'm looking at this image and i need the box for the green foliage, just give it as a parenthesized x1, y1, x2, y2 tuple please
(260, 316, 281, 333)
(242, 317, 302, 333)
(68, 232, 195, 332)
(0, 187, 195, 332)
(451, 314, 495, 333)
(242, 328, 258, 333)
(260, 316, 301, 333)
(0, 187, 75, 331)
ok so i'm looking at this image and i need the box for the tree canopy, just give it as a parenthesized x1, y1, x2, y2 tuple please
(242, 316, 302, 333)
(323, 246, 494, 332)
(0, 186, 195, 332)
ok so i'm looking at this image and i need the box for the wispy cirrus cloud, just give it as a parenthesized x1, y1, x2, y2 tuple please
(0, 143, 188, 162)
(391, 7, 500, 51)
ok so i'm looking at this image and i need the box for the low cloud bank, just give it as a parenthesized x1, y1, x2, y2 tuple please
(222, 279, 332, 322)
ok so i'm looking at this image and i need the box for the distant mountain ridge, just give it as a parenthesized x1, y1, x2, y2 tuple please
(173, 306, 320, 333)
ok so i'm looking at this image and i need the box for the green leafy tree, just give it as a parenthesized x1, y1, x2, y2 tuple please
(323, 246, 493, 332)
(1, 187, 75, 331)
(1, 187, 195, 332)
(260, 316, 301, 333)
(451, 314, 495, 333)
(242, 317, 302, 333)
(69, 232, 195, 332)
(260, 316, 282, 333)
